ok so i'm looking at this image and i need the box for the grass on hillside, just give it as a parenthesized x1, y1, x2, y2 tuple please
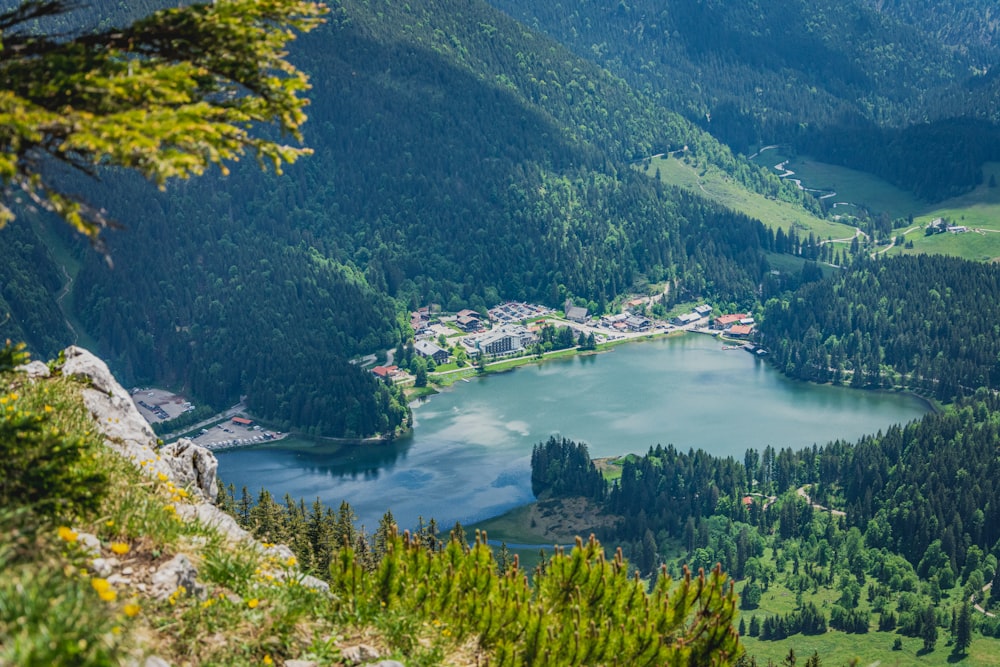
(750, 150, 927, 219)
(887, 163, 1000, 261)
(0, 365, 461, 667)
(643, 155, 853, 240)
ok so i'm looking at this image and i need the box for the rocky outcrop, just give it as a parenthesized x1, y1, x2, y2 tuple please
(160, 439, 219, 503)
(58, 345, 331, 597)
(61, 346, 176, 483)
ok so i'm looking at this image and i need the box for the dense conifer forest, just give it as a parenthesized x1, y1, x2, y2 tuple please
(758, 255, 1000, 399)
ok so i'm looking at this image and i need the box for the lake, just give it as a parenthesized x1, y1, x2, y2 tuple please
(215, 334, 930, 533)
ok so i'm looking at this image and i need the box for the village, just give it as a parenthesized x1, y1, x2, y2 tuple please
(369, 296, 761, 386)
(130, 297, 761, 447)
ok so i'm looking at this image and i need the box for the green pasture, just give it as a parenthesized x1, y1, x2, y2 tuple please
(750, 151, 927, 219)
(643, 155, 852, 240)
(888, 163, 1000, 261)
(741, 630, 1000, 666)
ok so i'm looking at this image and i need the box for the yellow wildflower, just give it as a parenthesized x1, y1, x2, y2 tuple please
(43, 404, 53, 412)
(110, 542, 130, 555)
(91, 578, 117, 602)
(124, 603, 141, 617)
(263, 657, 273, 666)
(105, 520, 115, 527)
(58, 526, 78, 542)
(247, 598, 259, 609)
(157, 472, 168, 483)
(285, 556, 297, 567)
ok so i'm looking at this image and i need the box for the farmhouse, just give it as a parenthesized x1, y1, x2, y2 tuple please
(371, 365, 402, 383)
(726, 324, 754, 338)
(694, 304, 713, 317)
(625, 315, 651, 331)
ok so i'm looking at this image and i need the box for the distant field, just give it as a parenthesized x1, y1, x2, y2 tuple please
(741, 630, 1000, 666)
(746, 151, 1000, 262)
(751, 149, 927, 219)
(888, 162, 1000, 261)
(643, 155, 853, 240)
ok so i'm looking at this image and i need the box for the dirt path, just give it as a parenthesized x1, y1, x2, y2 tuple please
(796, 485, 846, 517)
(973, 582, 995, 617)
(54, 263, 79, 344)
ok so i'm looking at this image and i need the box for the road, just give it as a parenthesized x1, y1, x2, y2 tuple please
(160, 400, 248, 442)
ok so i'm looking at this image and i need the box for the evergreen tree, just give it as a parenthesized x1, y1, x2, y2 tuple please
(954, 601, 973, 656)
(921, 605, 938, 652)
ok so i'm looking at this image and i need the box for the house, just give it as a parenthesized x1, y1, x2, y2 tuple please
(566, 305, 589, 323)
(414, 340, 450, 365)
(672, 312, 701, 326)
(625, 315, 651, 331)
(232, 417, 254, 427)
(712, 313, 747, 330)
(456, 314, 482, 331)
(726, 324, 754, 337)
(694, 304, 713, 317)
(371, 365, 402, 383)
(454, 309, 482, 332)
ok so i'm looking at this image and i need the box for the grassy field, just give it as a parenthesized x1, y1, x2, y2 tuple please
(747, 150, 1000, 262)
(643, 155, 853, 240)
(750, 149, 927, 219)
(741, 630, 1000, 666)
(887, 162, 1000, 261)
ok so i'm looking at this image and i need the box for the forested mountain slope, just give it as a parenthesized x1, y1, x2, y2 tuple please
(488, 0, 1000, 199)
(3, 0, 802, 436)
(862, 0, 1000, 50)
(758, 255, 1000, 400)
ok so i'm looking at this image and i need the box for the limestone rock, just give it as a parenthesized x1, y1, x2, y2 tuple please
(176, 503, 250, 543)
(342, 645, 381, 664)
(370, 662, 406, 667)
(285, 661, 319, 667)
(160, 439, 219, 503)
(150, 554, 203, 601)
(61, 346, 172, 479)
(15, 360, 50, 378)
(77, 531, 102, 558)
(90, 557, 119, 578)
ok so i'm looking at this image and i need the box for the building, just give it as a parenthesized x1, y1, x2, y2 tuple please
(371, 365, 402, 383)
(414, 340, 450, 365)
(625, 315, 651, 331)
(672, 312, 701, 326)
(232, 416, 254, 427)
(566, 305, 589, 323)
(694, 304, 713, 317)
(476, 324, 536, 357)
(455, 309, 482, 332)
(726, 324, 754, 338)
(712, 313, 747, 330)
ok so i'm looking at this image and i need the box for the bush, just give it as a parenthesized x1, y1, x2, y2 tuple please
(0, 344, 106, 521)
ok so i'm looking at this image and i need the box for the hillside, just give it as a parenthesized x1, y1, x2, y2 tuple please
(1, 0, 821, 437)
(488, 0, 1000, 198)
(0, 344, 741, 665)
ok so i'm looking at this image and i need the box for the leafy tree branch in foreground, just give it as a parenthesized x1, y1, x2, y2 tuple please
(0, 0, 326, 238)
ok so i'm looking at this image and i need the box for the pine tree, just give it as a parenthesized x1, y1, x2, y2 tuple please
(921, 604, 938, 652)
(954, 601, 973, 656)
